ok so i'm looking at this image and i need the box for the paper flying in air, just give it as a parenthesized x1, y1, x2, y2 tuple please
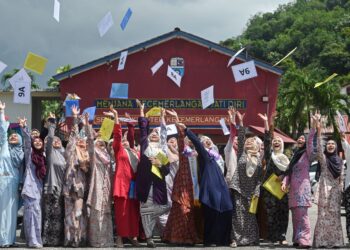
(227, 47, 245, 67)
(219, 118, 230, 135)
(0, 61, 7, 74)
(13, 81, 31, 105)
(151, 59, 164, 75)
(146, 107, 161, 117)
(110, 83, 128, 99)
(98, 11, 114, 37)
(314, 73, 338, 88)
(231, 60, 258, 82)
(82, 106, 96, 122)
(201, 85, 214, 109)
(273, 47, 297, 66)
(8, 68, 31, 88)
(24, 52, 48, 75)
(118, 51, 128, 71)
(53, 0, 60, 22)
(167, 66, 181, 87)
(120, 8, 132, 30)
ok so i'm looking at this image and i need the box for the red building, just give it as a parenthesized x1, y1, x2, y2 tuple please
(54, 28, 290, 144)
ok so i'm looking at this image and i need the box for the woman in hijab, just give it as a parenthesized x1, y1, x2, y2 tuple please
(109, 107, 141, 248)
(181, 115, 232, 247)
(258, 113, 289, 246)
(281, 113, 317, 248)
(163, 110, 200, 245)
(135, 101, 170, 248)
(230, 112, 262, 247)
(341, 132, 350, 243)
(19, 117, 46, 248)
(0, 101, 24, 247)
(312, 113, 344, 248)
(63, 106, 89, 247)
(85, 113, 114, 247)
(42, 113, 66, 246)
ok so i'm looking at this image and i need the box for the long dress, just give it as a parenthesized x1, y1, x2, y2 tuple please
(21, 127, 43, 248)
(163, 125, 199, 244)
(185, 128, 233, 246)
(42, 122, 66, 246)
(63, 118, 89, 247)
(86, 125, 114, 247)
(341, 139, 350, 241)
(261, 130, 289, 242)
(113, 123, 140, 238)
(0, 111, 22, 246)
(136, 117, 170, 239)
(231, 126, 262, 246)
(282, 128, 316, 247)
(312, 135, 344, 248)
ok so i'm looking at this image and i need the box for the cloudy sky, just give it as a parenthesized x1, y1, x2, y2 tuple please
(0, 0, 293, 87)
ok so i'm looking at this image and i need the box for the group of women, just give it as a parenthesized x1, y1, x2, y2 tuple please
(0, 98, 349, 248)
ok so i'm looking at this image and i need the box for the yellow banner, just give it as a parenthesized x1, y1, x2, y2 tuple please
(24, 52, 48, 75)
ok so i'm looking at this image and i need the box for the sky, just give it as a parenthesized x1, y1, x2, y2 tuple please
(0, 0, 293, 87)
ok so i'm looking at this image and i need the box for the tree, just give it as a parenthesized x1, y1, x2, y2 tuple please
(47, 64, 71, 88)
(221, 0, 350, 137)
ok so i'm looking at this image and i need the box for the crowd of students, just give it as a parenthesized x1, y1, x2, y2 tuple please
(0, 99, 349, 248)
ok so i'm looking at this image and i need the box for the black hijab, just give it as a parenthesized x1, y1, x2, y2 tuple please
(324, 141, 342, 179)
(285, 143, 306, 176)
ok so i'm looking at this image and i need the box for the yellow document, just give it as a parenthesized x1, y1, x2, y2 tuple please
(99, 118, 114, 142)
(249, 195, 258, 214)
(146, 107, 161, 117)
(151, 165, 163, 179)
(263, 173, 286, 200)
(151, 151, 169, 179)
(24, 52, 48, 75)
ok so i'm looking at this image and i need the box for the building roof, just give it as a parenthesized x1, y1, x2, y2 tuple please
(53, 28, 283, 81)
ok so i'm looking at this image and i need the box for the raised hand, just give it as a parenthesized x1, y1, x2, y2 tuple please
(176, 122, 186, 131)
(0, 101, 5, 110)
(71, 105, 80, 117)
(136, 99, 145, 117)
(237, 111, 245, 126)
(83, 113, 89, 125)
(166, 109, 179, 123)
(17, 117, 27, 128)
(160, 107, 166, 118)
(228, 106, 237, 124)
(311, 111, 321, 129)
(258, 113, 268, 121)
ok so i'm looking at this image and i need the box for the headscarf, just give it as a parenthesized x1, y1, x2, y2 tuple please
(31, 136, 46, 179)
(244, 137, 260, 177)
(285, 140, 306, 176)
(271, 136, 290, 172)
(94, 139, 110, 165)
(76, 138, 89, 172)
(324, 140, 342, 179)
(8, 132, 24, 168)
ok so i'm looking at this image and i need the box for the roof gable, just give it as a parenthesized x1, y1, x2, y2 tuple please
(53, 28, 283, 81)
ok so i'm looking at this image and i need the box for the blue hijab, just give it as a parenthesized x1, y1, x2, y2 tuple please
(8, 132, 24, 168)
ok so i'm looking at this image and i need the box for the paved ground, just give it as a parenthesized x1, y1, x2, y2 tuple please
(14, 205, 349, 249)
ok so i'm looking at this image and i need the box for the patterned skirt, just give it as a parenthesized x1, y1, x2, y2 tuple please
(88, 208, 114, 247)
(42, 194, 65, 246)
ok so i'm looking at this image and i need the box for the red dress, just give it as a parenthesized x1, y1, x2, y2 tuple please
(113, 123, 140, 237)
(163, 126, 200, 244)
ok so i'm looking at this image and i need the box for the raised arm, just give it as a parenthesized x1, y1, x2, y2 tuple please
(65, 106, 80, 161)
(185, 127, 209, 162)
(225, 107, 237, 183)
(45, 113, 56, 165)
(306, 112, 320, 162)
(160, 108, 167, 154)
(0, 101, 9, 151)
(237, 111, 246, 160)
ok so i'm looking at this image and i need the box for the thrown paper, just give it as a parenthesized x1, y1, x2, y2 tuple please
(151, 59, 164, 75)
(167, 66, 181, 87)
(201, 85, 214, 109)
(118, 51, 128, 71)
(98, 11, 114, 37)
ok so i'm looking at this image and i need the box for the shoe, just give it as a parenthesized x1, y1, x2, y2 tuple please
(230, 241, 237, 248)
(280, 240, 288, 246)
(146, 239, 156, 248)
(129, 238, 141, 247)
(297, 245, 311, 249)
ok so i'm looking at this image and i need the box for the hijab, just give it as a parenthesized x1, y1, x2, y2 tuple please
(285, 141, 306, 176)
(271, 136, 290, 172)
(76, 138, 89, 173)
(8, 132, 24, 168)
(31, 137, 46, 180)
(94, 139, 110, 165)
(324, 140, 342, 179)
(244, 137, 260, 177)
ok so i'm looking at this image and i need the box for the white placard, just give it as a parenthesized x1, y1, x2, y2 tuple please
(336, 110, 347, 133)
(118, 51, 128, 71)
(155, 124, 178, 136)
(8, 68, 31, 88)
(98, 11, 114, 37)
(151, 59, 164, 75)
(231, 60, 258, 82)
(118, 117, 137, 123)
(0, 61, 7, 74)
(227, 47, 245, 67)
(201, 85, 214, 109)
(13, 81, 31, 104)
(53, 0, 60, 22)
(219, 118, 230, 135)
(167, 66, 181, 87)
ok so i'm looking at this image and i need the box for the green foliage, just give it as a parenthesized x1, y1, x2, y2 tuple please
(221, 0, 350, 137)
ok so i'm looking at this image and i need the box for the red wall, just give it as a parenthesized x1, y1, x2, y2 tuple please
(60, 38, 280, 138)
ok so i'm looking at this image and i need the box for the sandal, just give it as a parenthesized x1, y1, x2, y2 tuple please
(230, 241, 237, 248)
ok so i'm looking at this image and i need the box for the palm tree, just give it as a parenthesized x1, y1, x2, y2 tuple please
(1, 68, 40, 90)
